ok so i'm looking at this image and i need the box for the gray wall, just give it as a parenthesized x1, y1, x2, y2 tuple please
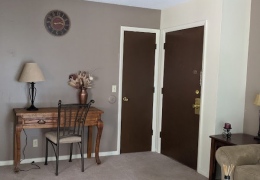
(244, 0, 260, 135)
(0, 0, 160, 161)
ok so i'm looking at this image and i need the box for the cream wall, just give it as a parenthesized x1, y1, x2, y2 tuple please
(0, 0, 160, 163)
(244, 0, 260, 135)
(216, 0, 251, 133)
(160, 0, 251, 177)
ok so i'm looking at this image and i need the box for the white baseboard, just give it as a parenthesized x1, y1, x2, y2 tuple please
(0, 151, 119, 166)
(197, 168, 208, 178)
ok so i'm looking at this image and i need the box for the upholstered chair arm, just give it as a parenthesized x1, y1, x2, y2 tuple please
(215, 144, 260, 180)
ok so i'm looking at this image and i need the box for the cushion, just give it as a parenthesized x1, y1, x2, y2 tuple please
(234, 165, 260, 180)
(45, 131, 81, 144)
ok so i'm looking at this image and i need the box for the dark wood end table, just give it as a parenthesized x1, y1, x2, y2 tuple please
(209, 133, 260, 180)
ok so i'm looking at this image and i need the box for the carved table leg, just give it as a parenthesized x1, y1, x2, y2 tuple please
(87, 126, 93, 158)
(95, 119, 103, 164)
(14, 124, 23, 173)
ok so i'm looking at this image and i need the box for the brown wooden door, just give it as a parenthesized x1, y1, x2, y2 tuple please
(121, 31, 156, 153)
(161, 26, 204, 169)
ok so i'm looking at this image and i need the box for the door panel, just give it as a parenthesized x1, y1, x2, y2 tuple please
(121, 31, 156, 153)
(161, 26, 204, 169)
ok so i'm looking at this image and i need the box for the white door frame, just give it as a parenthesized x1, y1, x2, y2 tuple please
(117, 26, 160, 154)
(157, 20, 208, 171)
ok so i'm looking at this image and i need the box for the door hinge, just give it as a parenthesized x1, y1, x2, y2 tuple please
(155, 44, 157, 49)
(161, 88, 164, 94)
(160, 131, 162, 138)
(153, 87, 155, 93)
(200, 70, 202, 86)
(164, 43, 166, 49)
(151, 129, 153, 135)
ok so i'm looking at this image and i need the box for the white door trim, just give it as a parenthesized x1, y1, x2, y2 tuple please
(117, 26, 160, 154)
(157, 20, 208, 173)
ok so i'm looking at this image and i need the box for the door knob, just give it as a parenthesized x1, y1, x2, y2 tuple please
(192, 104, 200, 109)
(123, 97, 129, 102)
(192, 98, 200, 115)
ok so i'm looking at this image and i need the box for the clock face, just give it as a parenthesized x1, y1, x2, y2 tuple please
(44, 10, 70, 36)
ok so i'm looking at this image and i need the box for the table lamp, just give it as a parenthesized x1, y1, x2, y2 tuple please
(254, 93, 260, 139)
(19, 63, 45, 111)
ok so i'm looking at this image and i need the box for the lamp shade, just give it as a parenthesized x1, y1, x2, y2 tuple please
(254, 93, 260, 106)
(19, 63, 45, 82)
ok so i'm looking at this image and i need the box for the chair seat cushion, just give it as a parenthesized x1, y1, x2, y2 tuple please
(45, 131, 81, 144)
(234, 165, 260, 180)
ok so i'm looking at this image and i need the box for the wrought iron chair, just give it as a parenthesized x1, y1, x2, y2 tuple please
(44, 99, 94, 176)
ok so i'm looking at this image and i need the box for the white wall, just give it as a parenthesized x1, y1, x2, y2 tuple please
(216, 0, 251, 134)
(160, 0, 251, 177)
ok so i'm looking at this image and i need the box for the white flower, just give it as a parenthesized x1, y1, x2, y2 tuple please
(68, 71, 93, 89)
(89, 74, 94, 81)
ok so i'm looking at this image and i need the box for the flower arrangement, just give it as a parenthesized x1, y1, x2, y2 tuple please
(68, 71, 93, 89)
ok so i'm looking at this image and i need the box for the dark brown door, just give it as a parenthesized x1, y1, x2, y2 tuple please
(121, 31, 156, 153)
(161, 26, 204, 169)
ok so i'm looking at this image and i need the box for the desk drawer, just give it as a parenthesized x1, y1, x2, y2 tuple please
(24, 118, 98, 125)
(21, 113, 100, 127)
(23, 118, 57, 126)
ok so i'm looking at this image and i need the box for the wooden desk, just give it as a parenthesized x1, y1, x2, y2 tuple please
(13, 107, 103, 172)
(209, 133, 260, 180)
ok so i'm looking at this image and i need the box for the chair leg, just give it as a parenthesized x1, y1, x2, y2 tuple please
(44, 138, 48, 165)
(56, 143, 59, 176)
(69, 143, 73, 162)
(81, 142, 84, 172)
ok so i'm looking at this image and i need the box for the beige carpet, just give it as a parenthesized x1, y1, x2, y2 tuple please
(0, 152, 207, 180)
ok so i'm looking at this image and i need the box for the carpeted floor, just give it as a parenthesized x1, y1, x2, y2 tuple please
(0, 152, 207, 180)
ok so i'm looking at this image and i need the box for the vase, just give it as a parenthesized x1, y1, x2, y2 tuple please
(224, 175, 230, 180)
(79, 88, 88, 104)
(222, 128, 232, 139)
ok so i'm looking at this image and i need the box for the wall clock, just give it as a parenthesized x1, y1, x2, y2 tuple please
(44, 10, 70, 36)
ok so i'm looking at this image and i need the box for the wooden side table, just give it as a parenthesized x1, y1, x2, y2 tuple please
(209, 133, 260, 180)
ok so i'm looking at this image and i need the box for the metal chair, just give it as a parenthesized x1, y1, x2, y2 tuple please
(44, 99, 94, 176)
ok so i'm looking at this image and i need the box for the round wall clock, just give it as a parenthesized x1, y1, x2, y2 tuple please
(44, 10, 70, 36)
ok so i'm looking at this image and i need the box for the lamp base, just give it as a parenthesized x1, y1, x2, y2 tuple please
(27, 104, 38, 111)
(254, 136, 260, 140)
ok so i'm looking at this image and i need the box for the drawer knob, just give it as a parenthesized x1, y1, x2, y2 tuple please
(37, 120, 46, 124)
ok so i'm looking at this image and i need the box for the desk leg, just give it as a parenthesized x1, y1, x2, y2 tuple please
(14, 124, 22, 173)
(209, 139, 216, 180)
(87, 126, 92, 158)
(95, 119, 103, 164)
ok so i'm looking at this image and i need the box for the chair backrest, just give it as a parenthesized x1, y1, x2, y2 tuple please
(57, 100, 95, 141)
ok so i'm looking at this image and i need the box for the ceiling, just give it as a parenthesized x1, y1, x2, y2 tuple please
(85, 0, 190, 10)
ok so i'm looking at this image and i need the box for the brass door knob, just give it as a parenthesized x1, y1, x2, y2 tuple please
(123, 97, 129, 102)
(192, 104, 200, 109)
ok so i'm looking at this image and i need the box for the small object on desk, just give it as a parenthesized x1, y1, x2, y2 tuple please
(224, 123, 232, 129)
(79, 87, 88, 104)
(18, 63, 45, 111)
(222, 123, 232, 139)
(68, 71, 94, 104)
